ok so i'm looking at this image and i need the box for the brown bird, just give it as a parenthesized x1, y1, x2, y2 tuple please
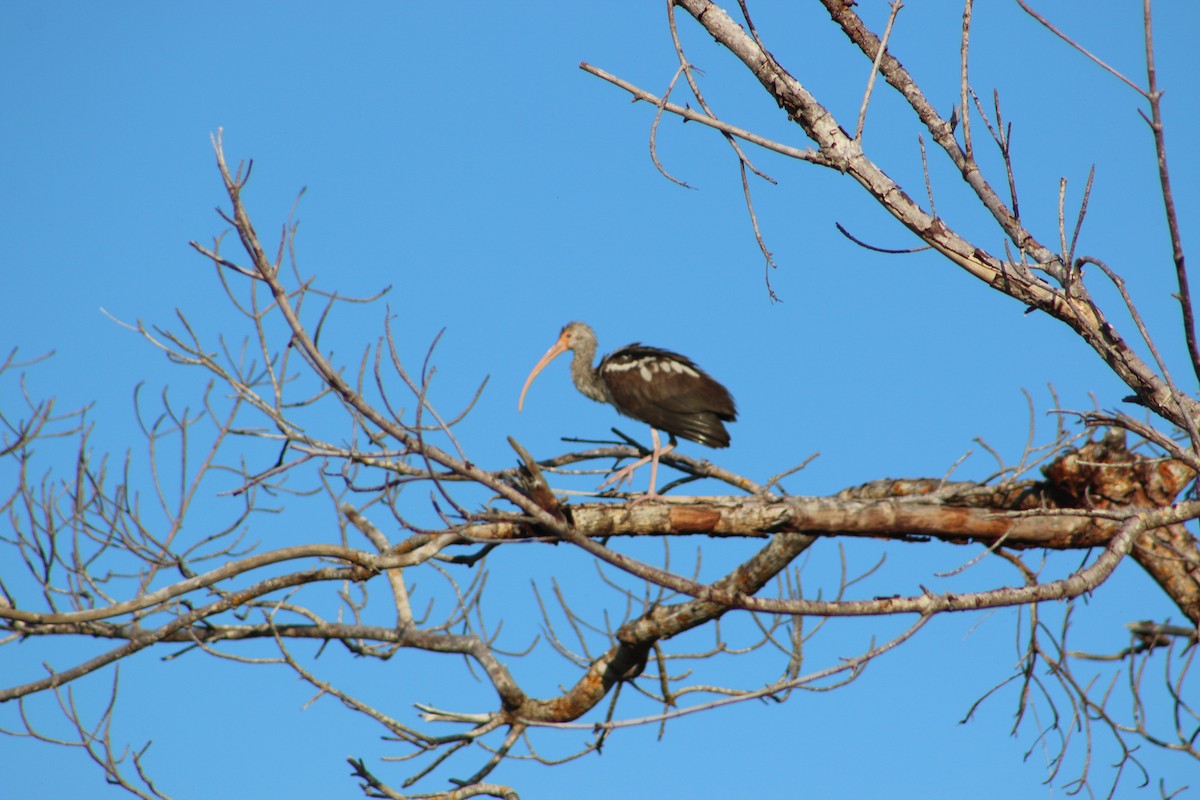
(518, 321, 737, 498)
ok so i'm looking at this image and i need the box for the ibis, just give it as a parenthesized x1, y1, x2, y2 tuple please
(518, 321, 736, 498)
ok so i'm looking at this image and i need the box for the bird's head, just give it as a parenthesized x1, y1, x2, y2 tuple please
(517, 322, 596, 412)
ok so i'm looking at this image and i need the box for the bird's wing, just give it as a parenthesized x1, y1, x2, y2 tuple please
(601, 346, 736, 447)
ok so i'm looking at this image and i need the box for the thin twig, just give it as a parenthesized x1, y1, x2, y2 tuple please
(580, 64, 825, 165)
(1016, 0, 1149, 98)
(854, 0, 903, 142)
(834, 222, 930, 254)
(649, 65, 696, 188)
(959, 0, 975, 160)
(1137, 0, 1199, 387)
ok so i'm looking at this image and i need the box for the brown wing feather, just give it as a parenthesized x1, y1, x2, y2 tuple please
(599, 345, 736, 448)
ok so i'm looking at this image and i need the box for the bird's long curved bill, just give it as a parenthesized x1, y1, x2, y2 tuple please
(517, 335, 570, 412)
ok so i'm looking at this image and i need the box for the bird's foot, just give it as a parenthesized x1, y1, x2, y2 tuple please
(627, 487, 661, 505)
(597, 455, 653, 495)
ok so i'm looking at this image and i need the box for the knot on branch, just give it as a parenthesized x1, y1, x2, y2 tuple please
(505, 436, 572, 528)
(607, 641, 652, 682)
(1042, 429, 1194, 510)
(1042, 432, 1200, 628)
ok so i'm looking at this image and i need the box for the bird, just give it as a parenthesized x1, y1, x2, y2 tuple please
(518, 321, 737, 498)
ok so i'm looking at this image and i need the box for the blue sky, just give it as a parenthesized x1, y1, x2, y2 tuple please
(3, 2, 1198, 798)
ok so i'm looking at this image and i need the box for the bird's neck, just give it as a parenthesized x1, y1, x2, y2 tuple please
(571, 341, 610, 404)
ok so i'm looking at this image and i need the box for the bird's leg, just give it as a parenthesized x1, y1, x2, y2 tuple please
(646, 427, 666, 499)
(598, 428, 675, 499)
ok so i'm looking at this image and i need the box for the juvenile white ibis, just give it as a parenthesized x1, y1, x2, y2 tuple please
(518, 321, 736, 498)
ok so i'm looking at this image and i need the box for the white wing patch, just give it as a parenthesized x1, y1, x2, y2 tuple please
(663, 360, 699, 377)
(606, 356, 700, 382)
